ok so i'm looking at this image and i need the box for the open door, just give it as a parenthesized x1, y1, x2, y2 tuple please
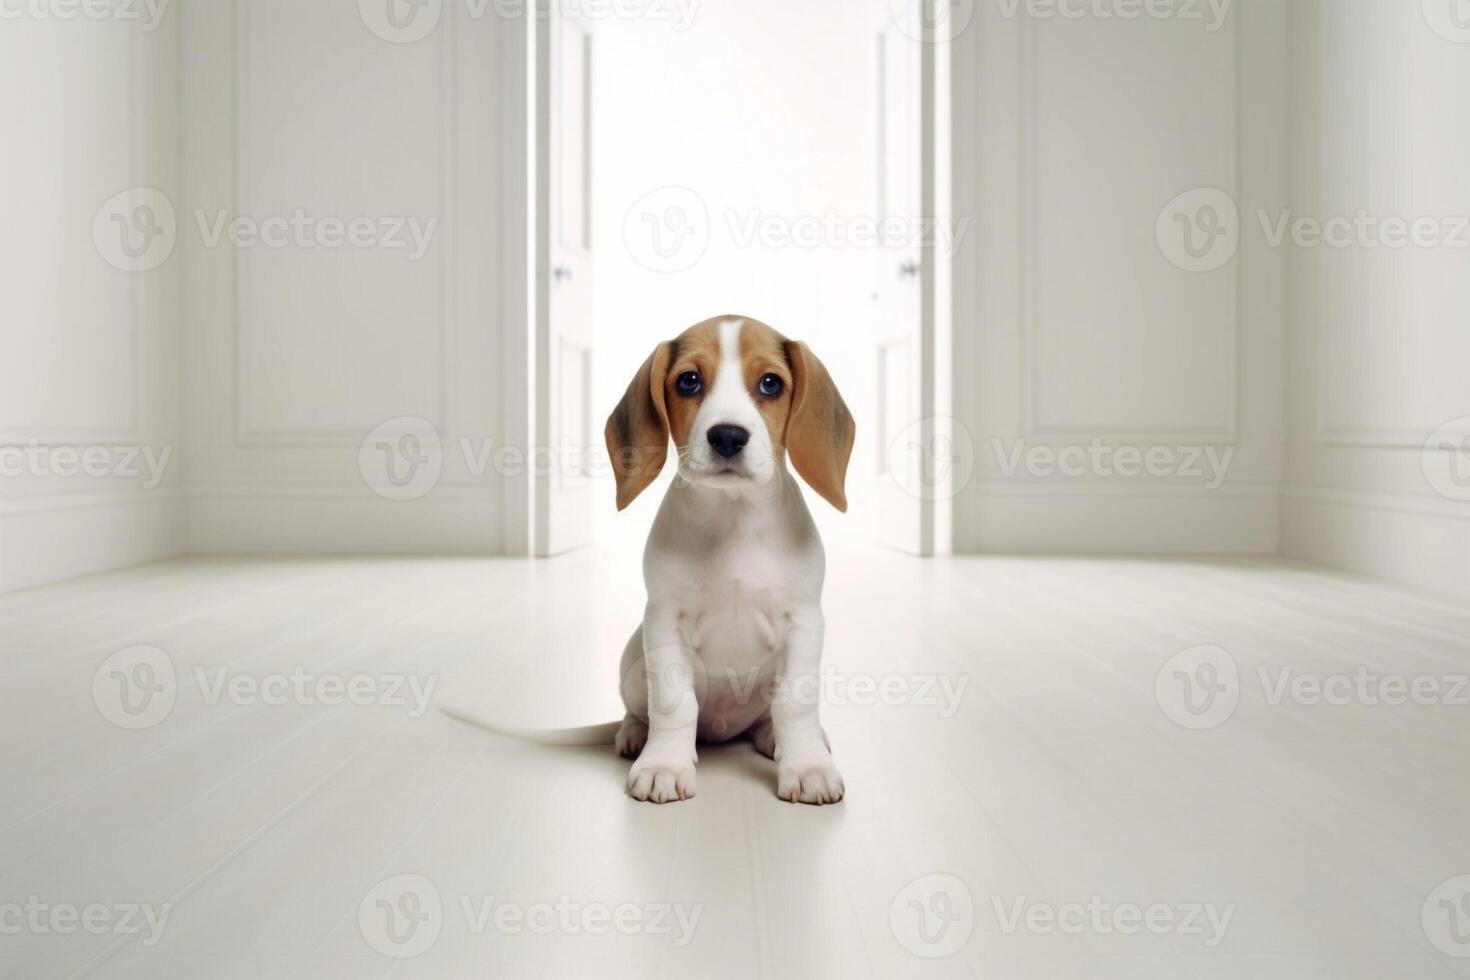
(872, 0, 941, 555)
(532, 4, 596, 556)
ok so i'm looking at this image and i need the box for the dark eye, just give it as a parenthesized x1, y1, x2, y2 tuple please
(758, 373, 784, 397)
(675, 371, 702, 396)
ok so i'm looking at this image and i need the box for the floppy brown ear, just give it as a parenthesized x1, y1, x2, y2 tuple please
(784, 341, 855, 512)
(605, 343, 673, 511)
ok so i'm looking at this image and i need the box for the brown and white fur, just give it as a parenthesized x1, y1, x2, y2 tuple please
(445, 315, 854, 805)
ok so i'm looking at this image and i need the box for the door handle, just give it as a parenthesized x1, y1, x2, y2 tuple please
(553, 265, 574, 283)
(898, 261, 920, 279)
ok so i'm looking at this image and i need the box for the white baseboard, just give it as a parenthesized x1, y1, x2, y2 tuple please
(0, 483, 508, 595)
(186, 485, 506, 556)
(0, 491, 186, 594)
(1281, 486, 1470, 600)
(10, 483, 1462, 600)
(958, 483, 1281, 556)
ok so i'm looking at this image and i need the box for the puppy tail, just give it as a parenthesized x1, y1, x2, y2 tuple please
(438, 701, 621, 746)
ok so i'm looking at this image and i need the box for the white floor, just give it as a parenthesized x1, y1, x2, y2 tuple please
(3, 542, 1469, 979)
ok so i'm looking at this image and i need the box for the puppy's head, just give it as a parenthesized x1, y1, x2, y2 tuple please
(604, 316, 855, 512)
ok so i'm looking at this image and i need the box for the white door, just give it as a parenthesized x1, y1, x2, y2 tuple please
(533, 6, 596, 556)
(872, 1, 938, 555)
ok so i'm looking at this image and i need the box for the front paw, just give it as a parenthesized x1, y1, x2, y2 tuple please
(777, 755, 845, 805)
(627, 754, 696, 804)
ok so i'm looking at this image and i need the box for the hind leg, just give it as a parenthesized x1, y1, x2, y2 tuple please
(750, 715, 777, 760)
(615, 713, 648, 759)
(616, 627, 650, 759)
(749, 714, 830, 761)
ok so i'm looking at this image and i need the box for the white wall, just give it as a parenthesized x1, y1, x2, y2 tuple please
(590, 0, 880, 542)
(6, 0, 1468, 595)
(0, 8, 185, 593)
(180, 0, 521, 555)
(1281, 0, 1470, 599)
(951, 0, 1290, 555)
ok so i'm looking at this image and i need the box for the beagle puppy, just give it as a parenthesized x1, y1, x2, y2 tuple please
(606, 315, 855, 805)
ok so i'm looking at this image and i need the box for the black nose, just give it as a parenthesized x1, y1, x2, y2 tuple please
(707, 424, 750, 459)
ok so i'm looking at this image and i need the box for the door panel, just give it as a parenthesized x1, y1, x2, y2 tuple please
(535, 8, 595, 556)
(873, 1, 933, 555)
(556, 25, 591, 253)
(556, 337, 592, 492)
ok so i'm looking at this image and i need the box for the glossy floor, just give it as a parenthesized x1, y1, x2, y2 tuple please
(3, 543, 1468, 978)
